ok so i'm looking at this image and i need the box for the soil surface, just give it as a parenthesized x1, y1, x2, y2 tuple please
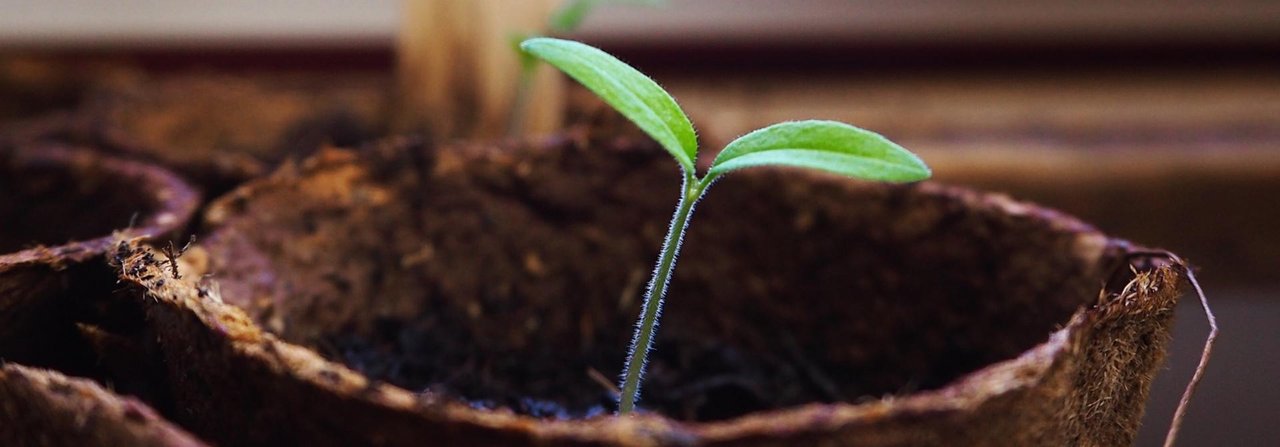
(203, 135, 1100, 422)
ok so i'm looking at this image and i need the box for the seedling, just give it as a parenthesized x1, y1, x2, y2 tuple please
(509, 0, 664, 135)
(548, 0, 665, 33)
(520, 37, 932, 415)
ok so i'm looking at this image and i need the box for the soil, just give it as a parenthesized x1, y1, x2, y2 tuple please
(324, 322, 831, 420)
(201, 133, 1102, 423)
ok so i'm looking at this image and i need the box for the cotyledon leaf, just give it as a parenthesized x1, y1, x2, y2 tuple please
(521, 37, 698, 173)
(707, 120, 931, 182)
(549, 0, 666, 33)
(549, 0, 598, 32)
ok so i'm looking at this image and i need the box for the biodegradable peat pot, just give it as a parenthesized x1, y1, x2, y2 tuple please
(114, 135, 1183, 446)
(0, 364, 205, 447)
(0, 57, 140, 124)
(0, 145, 200, 445)
(4, 73, 387, 196)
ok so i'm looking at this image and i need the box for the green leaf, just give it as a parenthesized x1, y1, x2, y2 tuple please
(708, 120, 931, 182)
(549, 0, 666, 33)
(549, 0, 596, 32)
(521, 37, 698, 173)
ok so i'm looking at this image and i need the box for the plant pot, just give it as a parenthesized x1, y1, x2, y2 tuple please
(3, 72, 389, 196)
(114, 135, 1183, 446)
(0, 363, 205, 447)
(0, 144, 200, 445)
(0, 56, 139, 124)
(0, 69, 663, 205)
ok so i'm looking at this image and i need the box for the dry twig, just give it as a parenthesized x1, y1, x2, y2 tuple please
(1117, 250, 1218, 447)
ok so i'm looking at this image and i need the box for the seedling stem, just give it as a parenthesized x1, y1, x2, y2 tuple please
(619, 172, 714, 412)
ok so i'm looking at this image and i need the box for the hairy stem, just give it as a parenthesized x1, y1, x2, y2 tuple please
(618, 174, 710, 414)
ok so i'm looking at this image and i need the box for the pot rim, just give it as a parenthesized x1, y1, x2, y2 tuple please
(0, 363, 209, 447)
(0, 144, 199, 270)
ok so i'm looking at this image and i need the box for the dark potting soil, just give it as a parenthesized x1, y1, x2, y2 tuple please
(204, 135, 1099, 423)
(322, 320, 840, 420)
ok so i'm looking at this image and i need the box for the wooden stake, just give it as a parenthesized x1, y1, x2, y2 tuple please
(397, 0, 564, 140)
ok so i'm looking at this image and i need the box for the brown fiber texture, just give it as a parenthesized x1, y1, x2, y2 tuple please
(103, 136, 1183, 446)
(0, 145, 201, 446)
(0, 364, 206, 447)
(3, 73, 388, 195)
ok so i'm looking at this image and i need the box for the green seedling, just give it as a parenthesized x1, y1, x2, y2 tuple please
(509, 0, 665, 136)
(520, 37, 932, 415)
(549, 0, 666, 33)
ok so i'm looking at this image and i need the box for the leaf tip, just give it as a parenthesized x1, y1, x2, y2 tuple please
(518, 36, 556, 55)
(905, 153, 933, 181)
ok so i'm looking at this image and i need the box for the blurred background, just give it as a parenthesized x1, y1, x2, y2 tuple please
(1, 1, 1276, 445)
